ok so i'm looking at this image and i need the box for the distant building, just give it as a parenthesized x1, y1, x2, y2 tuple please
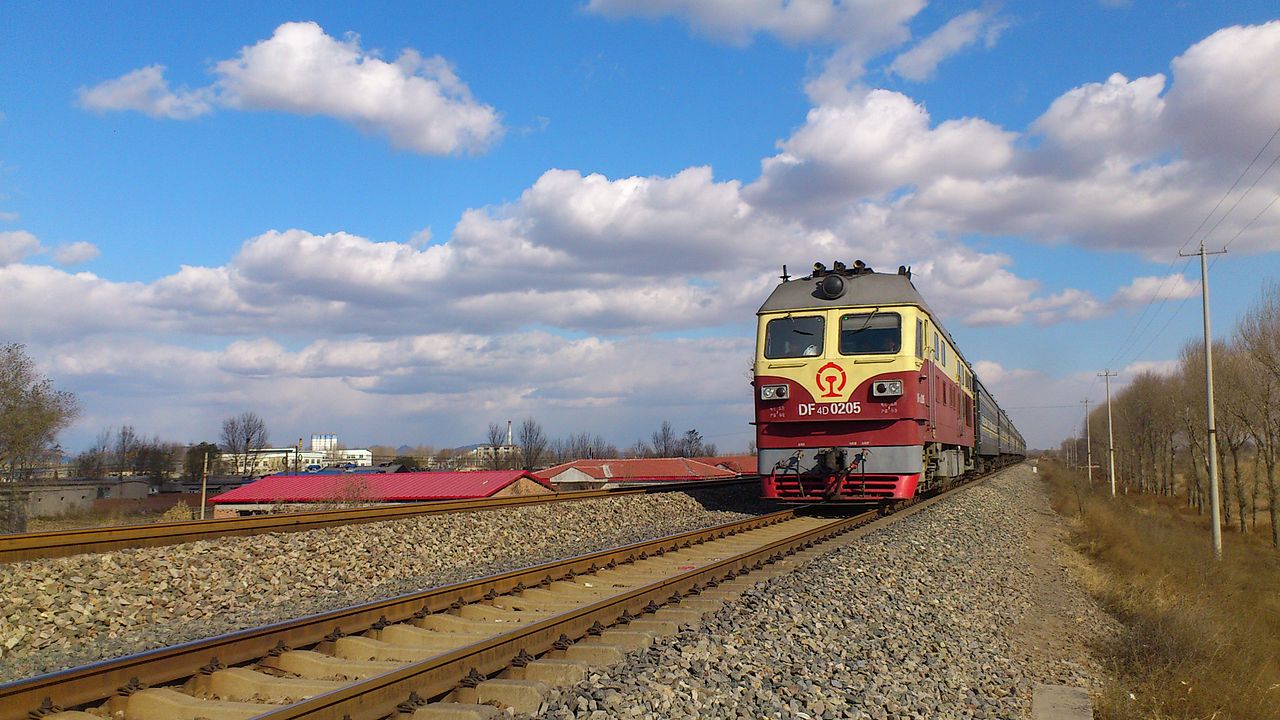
(218, 433, 373, 477)
(208, 469, 554, 516)
(12, 479, 151, 518)
(535, 458, 736, 491)
(451, 443, 520, 470)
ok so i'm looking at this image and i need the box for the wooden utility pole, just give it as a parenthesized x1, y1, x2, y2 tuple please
(1099, 370, 1118, 496)
(1181, 242, 1227, 560)
(1081, 399, 1093, 486)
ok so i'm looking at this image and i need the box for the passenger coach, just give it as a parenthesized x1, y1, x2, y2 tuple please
(754, 261, 1024, 504)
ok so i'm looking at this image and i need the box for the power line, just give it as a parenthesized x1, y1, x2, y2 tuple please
(1106, 122, 1280, 370)
(1222, 191, 1280, 252)
(1177, 121, 1280, 256)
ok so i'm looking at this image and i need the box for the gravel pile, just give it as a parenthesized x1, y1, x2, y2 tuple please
(0, 487, 765, 683)
(536, 465, 1113, 719)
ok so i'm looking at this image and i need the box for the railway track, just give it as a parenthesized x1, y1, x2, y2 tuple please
(0, 471, 989, 720)
(0, 477, 755, 563)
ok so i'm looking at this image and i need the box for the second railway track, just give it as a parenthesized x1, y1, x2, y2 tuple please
(0, 470, 995, 720)
(0, 477, 755, 563)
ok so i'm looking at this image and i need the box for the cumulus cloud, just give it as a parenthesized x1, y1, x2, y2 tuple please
(78, 21, 502, 155)
(888, 8, 1007, 81)
(747, 88, 1016, 220)
(0, 210, 19, 222)
(751, 21, 1280, 257)
(0, 230, 43, 265)
(1110, 274, 1198, 306)
(52, 241, 100, 265)
(77, 65, 213, 119)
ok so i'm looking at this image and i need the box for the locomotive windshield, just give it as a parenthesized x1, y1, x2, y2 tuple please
(764, 315, 824, 358)
(840, 312, 901, 354)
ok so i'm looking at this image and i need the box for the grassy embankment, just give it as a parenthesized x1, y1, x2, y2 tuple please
(1041, 462, 1280, 720)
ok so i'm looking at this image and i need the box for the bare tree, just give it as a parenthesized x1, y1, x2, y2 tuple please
(626, 439, 652, 458)
(0, 343, 79, 480)
(486, 422, 508, 469)
(1237, 282, 1280, 548)
(518, 417, 548, 470)
(650, 421, 679, 457)
(550, 433, 619, 463)
(75, 428, 114, 480)
(115, 425, 139, 478)
(221, 412, 269, 477)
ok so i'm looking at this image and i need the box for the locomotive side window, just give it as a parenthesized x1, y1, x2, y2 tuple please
(839, 312, 901, 355)
(915, 319, 925, 359)
(764, 315, 825, 358)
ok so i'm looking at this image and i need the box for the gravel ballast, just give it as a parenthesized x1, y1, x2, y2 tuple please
(0, 487, 764, 683)
(535, 465, 1115, 719)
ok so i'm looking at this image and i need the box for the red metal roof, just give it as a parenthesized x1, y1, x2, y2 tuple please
(691, 455, 759, 474)
(534, 457, 736, 483)
(209, 470, 550, 504)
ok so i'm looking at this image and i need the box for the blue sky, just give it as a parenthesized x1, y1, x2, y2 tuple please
(2, 1, 1279, 453)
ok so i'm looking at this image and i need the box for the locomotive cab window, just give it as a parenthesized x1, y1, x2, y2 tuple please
(764, 315, 825, 358)
(839, 312, 901, 355)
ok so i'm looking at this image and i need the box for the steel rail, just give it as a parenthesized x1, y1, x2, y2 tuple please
(0, 506, 795, 719)
(0, 476, 755, 563)
(258, 513, 867, 720)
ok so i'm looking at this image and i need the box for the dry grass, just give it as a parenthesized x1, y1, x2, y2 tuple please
(1043, 463, 1280, 719)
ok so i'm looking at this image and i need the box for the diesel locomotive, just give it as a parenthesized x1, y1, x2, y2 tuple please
(753, 261, 1025, 504)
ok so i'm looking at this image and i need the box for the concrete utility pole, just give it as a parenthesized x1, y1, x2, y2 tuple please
(1099, 370, 1118, 496)
(1081, 399, 1093, 486)
(1181, 242, 1227, 560)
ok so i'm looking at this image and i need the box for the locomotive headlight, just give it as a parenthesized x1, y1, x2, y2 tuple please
(760, 384, 790, 400)
(872, 380, 903, 398)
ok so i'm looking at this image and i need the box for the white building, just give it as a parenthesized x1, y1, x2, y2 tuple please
(219, 434, 373, 476)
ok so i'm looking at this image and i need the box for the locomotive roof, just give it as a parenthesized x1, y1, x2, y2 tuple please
(756, 270, 935, 316)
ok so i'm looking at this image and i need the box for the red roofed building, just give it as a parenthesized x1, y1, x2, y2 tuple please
(208, 470, 553, 517)
(534, 458, 735, 491)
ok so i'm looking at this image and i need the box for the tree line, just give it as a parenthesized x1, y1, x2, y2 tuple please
(1062, 282, 1280, 548)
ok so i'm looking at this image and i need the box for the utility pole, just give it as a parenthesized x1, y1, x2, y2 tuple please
(199, 453, 209, 521)
(1181, 242, 1227, 560)
(1099, 370, 1118, 496)
(1081, 399, 1093, 486)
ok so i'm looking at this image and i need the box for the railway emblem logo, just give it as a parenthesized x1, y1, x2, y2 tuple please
(816, 362, 846, 398)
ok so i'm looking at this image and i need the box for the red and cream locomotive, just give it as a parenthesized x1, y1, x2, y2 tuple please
(754, 261, 1025, 504)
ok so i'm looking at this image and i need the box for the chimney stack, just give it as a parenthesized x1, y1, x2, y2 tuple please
(506, 420, 512, 446)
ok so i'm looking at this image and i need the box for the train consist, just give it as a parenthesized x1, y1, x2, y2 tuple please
(753, 261, 1025, 504)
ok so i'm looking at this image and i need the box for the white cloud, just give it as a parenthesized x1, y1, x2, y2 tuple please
(1110, 274, 1198, 306)
(888, 8, 1006, 81)
(52, 241, 100, 265)
(0, 210, 18, 222)
(0, 230, 43, 265)
(585, 0, 922, 48)
(79, 21, 503, 155)
(1123, 359, 1179, 377)
(746, 88, 1016, 219)
(77, 65, 213, 119)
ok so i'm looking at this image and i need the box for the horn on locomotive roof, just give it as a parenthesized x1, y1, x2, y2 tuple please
(813, 261, 827, 276)
(832, 260, 847, 273)
(898, 265, 912, 279)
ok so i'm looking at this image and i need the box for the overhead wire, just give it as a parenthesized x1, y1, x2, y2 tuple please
(1103, 121, 1280, 372)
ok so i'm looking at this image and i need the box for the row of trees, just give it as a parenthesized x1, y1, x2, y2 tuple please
(472, 418, 722, 471)
(1063, 283, 1280, 548)
(73, 426, 185, 480)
